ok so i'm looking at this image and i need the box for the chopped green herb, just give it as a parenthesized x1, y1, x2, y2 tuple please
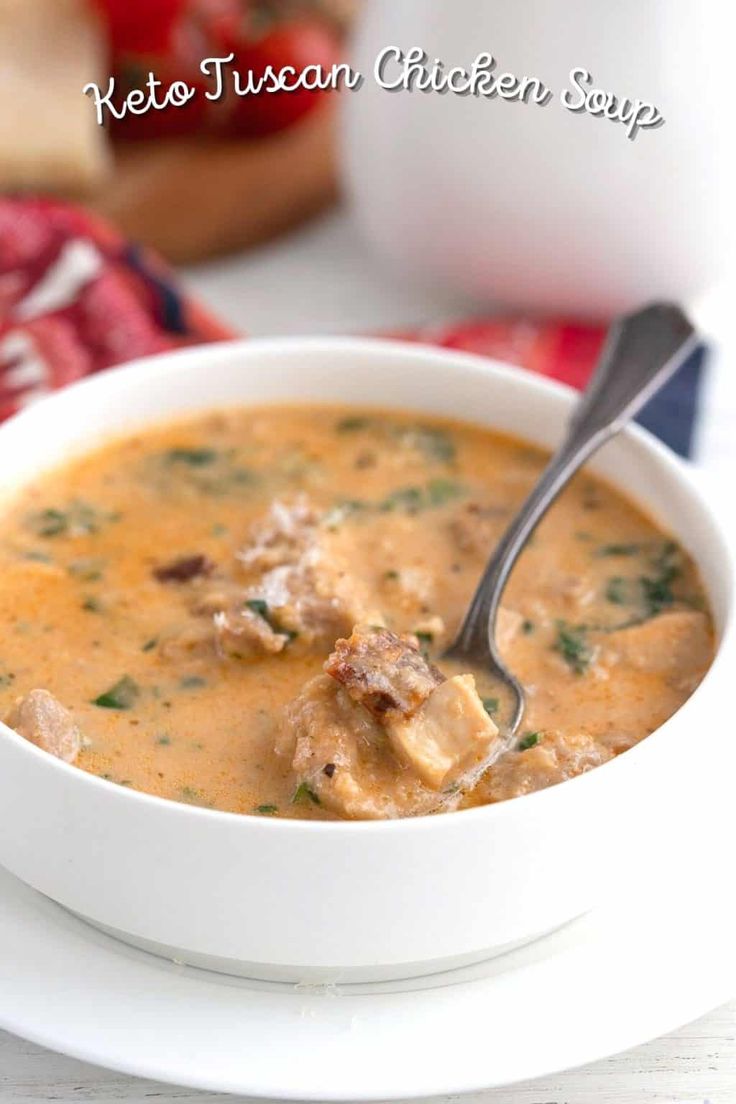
(401, 425, 456, 464)
(522, 619, 535, 635)
(380, 485, 423, 512)
(292, 782, 321, 806)
(639, 573, 675, 616)
(383, 569, 400, 581)
(323, 499, 366, 529)
(142, 637, 158, 652)
(27, 501, 116, 539)
(254, 804, 279, 815)
(180, 675, 207, 689)
(157, 447, 257, 498)
(518, 731, 540, 750)
(427, 477, 463, 507)
(245, 598, 269, 620)
(597, 543, 642, 557)
(22, 549, 52, 563)
(414, 630, 433, 659)
(211, 522, 228, 537)
(180, 785, 209, 805)
(81, 596, 102, 612)
(68, 558, 105, 581)
(336, 415, 371, 432)
(380, 479, 464, 513)
(92, 675, 140, 710)
(482, 697, 499, 715)
(636, 541, 681, 617)
(605, 577, 628, 605)
(156, 735, 171, 746)
(31, 508, 66, 537)
(165, 447, 218, 467)
(554, 623, 592, 674)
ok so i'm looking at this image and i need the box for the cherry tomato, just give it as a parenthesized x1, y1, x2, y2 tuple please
(108, 16, 211, 141)
(189, 0, 244, 54)
(227, 20, 340, 137)
(103, 0, 247, 141)
(95, 0, 187, 54)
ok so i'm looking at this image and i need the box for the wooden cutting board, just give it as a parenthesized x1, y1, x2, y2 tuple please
(88, 103, 339, 265)
(1, 0, 341, 265)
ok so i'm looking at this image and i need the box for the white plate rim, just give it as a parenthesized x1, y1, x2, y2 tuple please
(0, 844, 734, 1101)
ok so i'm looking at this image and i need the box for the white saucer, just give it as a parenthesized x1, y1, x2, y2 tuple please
(1, 817, 734, 1101)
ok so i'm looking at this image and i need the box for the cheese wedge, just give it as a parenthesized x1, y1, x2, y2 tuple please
(0, 0, 108, 192)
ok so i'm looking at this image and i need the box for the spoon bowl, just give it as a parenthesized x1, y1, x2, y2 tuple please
(445, 302, 699, 758)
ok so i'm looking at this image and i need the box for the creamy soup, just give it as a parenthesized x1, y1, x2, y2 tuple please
(0, 405, 714, 819)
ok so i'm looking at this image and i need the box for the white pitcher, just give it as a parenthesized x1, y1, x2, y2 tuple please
(343, 0, 729, 316)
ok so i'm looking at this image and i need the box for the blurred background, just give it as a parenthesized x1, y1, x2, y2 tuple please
(0, 0, 733, 466)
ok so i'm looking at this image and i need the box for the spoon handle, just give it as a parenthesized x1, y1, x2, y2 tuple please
(449, 302, 699, 661)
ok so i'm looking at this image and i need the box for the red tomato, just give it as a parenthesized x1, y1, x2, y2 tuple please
(108, 72, 211, 141)
(189, 0, 245, 54)
(96, 0, 244, 55)
(95, 0, 187, 54)
(108, 19, 208, 141)
(227, 20, 340, 138)
(103, 0, 247, 141)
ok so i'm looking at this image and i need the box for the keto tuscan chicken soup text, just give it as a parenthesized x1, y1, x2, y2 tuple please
(0, 405, 713, 819)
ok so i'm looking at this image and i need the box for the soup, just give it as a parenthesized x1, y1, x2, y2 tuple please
(0, 404, 714, 819)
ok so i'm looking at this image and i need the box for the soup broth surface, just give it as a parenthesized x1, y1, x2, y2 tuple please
(0, 404, 713, 819)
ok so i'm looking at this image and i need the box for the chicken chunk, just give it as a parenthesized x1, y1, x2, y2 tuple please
(235, 497, 376, 650)
(165, 497, 375, 663)
(388, 674, 502, 790)
(325, 624, 443, 721)
(214, 605, 290, 660)
(279, 626, 501, 817)
(237, 495, 320, 574)
(325, 626, 500, 791)
(279, 674, 453, 819)
(5, 689, 82, 764)
(477, 730, 612, 804)
(601, 610, 712, 687)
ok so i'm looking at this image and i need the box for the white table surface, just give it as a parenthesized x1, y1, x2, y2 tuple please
(1, 208, 734, 1103)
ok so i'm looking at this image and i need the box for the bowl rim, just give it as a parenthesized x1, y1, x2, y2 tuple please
(0, 333, 732, 836)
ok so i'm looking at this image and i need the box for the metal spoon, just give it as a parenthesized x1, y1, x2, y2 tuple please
(443, 302, 699, 757)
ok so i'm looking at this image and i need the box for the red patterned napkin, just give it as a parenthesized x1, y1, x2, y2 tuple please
(0, 197, 702, 456)
(0, 197, 230, 421)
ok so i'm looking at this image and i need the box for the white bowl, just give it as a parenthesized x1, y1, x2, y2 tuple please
(0, 337, 731, 984)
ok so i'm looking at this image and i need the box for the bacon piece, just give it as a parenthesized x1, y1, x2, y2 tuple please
(325, 624, 444, 722)
(154, 554, 214, 583)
